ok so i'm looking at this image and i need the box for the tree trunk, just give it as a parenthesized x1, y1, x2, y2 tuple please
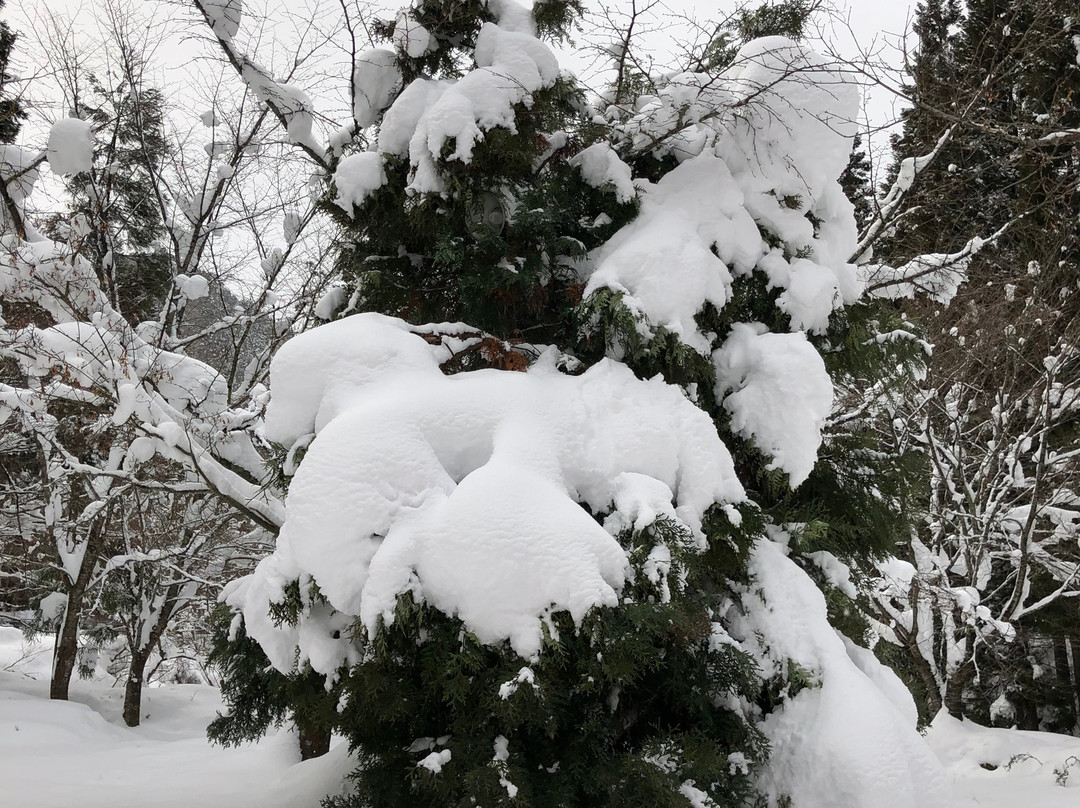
(122, 585, 183, 726)
(123, 649, 151, 727)
(943, 673, 967, 720)
(298, 721, 331, 760)
(1067, 637, 1080, 735)
(50, 598, 82, 700)
(51, 537, 100, 700)
(943, 656, 975, 720)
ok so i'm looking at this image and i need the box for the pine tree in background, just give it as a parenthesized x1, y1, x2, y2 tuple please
(41, 63, 174, 323)
(839, 134, 873, 233)
(873, 0, 1080, 731)
(0, 0, 25, 144)
(205, 1, 948, 805)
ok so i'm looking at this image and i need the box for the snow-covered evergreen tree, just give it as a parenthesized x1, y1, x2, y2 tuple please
(0, 0, 24, 145)
(208, 1, 952, 804)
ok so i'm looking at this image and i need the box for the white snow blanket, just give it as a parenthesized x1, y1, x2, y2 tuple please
(730, 539, 957, 807)
(236, 313, 744, 667)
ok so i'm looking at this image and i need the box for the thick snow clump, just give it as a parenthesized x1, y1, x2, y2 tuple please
(47, 118, 94, 176)
(332, 152, 387, 212)
(587, 37, 863, 339)
(377, 22, 559, 194)
(351, 49, 400, 129)
(237, 314, 744, 667)
(713, 323, 833, 487)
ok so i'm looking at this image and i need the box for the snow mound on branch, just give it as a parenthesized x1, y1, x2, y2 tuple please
(13, 321, 227, 417)
(860, 246, 976, 306)
(332, 152, 387, 212)
(584, 153, 760, 354)
(721, 38, 858, 207)
(201, 0, 242, 41)
(713, 323, 832, 487)
(47, 118, 94, 176)
(0, 240, 109, 325)
(0, 145, 41, 205)
(592, 37, 862, 340)
(241, 313, 744, 667)
(352, 49, 400, 129)
(238, 60, 324, 157)
(378, 78, 446, 156)
(730, 539, 956, 808)
(393, 12, 433, 58)
(488, 0, 536, 34)
(378, 22, 559, 194)
(175, 273, 210, 301)
(570, 142, 636, 203)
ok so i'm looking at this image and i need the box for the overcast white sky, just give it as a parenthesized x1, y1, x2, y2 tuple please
(11, 0, 917, 178)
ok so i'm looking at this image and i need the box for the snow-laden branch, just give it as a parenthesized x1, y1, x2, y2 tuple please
(192, 0, 331, 171)
(860, 216, 1020, 304)
(850, 126, 954, 265)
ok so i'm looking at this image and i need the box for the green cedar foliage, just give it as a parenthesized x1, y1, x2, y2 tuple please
(0, 0, 25, 144)
(325, 515, 767, 808)
(214, 0, 927, 804)
(41, 65, 173, 322)
(207, 603, 338, 750)
(839, 134, 873, 234)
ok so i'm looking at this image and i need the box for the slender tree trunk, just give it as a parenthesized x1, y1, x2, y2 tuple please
(1067, 638, 1080, 735)
(51, 594, 83, 700)
(904, 630, 944, 718)
(902, 578, 944, 719)
(123, 649, 150, 727)
(943, 663, 971, 720)
(122, 585, 182, 726)
(1053, 635, 1074, 730)
(51, 525, 105, 700)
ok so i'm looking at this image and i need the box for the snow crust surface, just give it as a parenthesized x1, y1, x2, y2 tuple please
(6, 627, 1079, 808)
(0, 629, 356, 808)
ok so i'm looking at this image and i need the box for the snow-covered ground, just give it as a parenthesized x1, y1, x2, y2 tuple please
(927, 712, 1080, 806)
(0, 627, 355, 808)
(3, 625, 1079, 807)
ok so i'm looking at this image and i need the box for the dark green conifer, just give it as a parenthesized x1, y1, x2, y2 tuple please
(212, 2, 931, 803)
(0, 0, 25, 144)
